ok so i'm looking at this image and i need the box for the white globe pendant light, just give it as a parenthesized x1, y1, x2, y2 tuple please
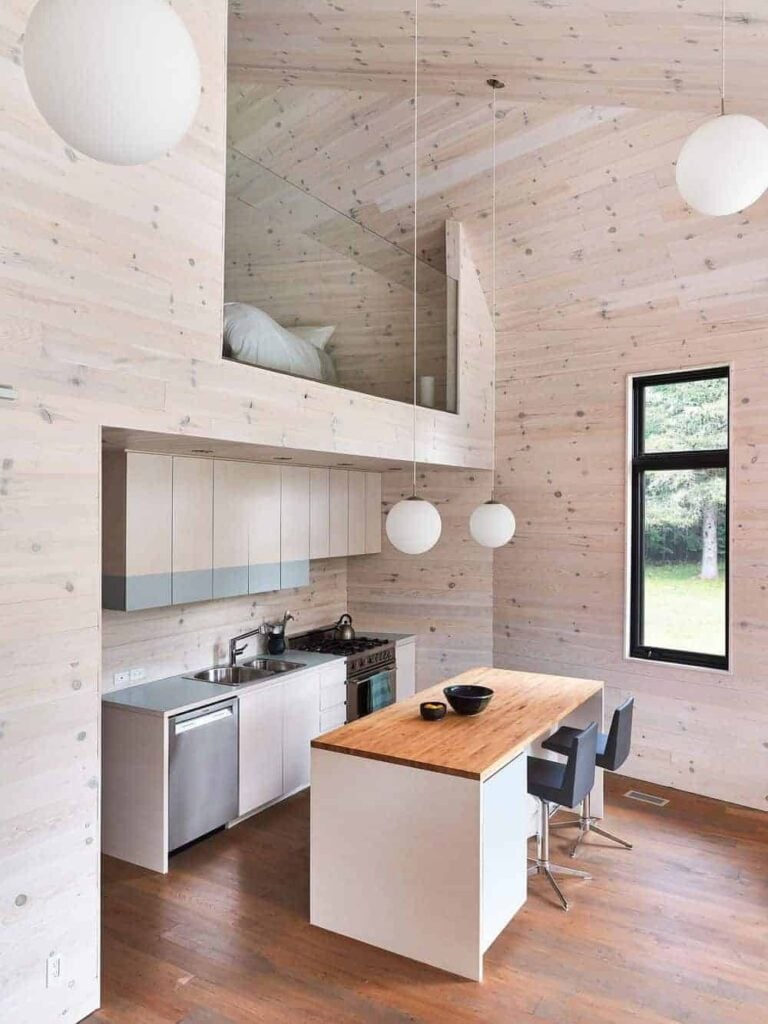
(386, 496, 442, 555)
(384, 0, 442, 556)
(676, 1, 768, 217)
(676, 114, 768, 216)
(470, 500, 516, 549)
(23, 0, 201, 166)
(468, 79, 516, 550)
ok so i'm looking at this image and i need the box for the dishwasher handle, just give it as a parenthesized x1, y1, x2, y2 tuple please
(172, 700, 237, 736)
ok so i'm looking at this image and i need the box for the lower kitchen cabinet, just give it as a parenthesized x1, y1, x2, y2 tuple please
(318, 660, 348, 732)
(238, 663, 337, 817)
(396, 637, 417, 700)
(238, 681, 284, 816)
(283, 671, 323, 794)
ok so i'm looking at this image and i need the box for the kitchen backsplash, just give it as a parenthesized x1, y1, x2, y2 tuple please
(102, 558, 348, 690)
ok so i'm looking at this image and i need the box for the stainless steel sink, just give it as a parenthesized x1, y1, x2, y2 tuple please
(241, 658, 304, 673)
(184, 659, 304, 686)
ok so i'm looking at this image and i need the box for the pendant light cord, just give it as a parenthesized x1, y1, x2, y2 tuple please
(491, 83, 497, 501)
(721, 0, 726, 116)
(411, 0, 419, 497)
(487, 78, 504, 502)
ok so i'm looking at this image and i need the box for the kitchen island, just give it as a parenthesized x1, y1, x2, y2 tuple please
(310, 667, 603, 981)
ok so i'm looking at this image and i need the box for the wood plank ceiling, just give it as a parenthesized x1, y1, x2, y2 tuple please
(230, 0, 768, 113)
(228, 79, 768, 333)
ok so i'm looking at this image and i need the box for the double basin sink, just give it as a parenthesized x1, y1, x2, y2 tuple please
(184, 658, 305, 687)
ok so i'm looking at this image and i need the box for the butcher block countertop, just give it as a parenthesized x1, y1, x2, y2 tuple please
(311, 667, 603, 781)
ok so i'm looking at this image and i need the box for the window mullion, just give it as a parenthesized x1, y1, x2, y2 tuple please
(633, 449, 728, 472)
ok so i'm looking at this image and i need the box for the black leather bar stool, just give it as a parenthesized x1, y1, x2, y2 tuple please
(527, 720, 597, 911)
(544, 697, 635, 857)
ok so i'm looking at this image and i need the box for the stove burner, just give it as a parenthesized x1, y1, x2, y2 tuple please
(291, 634, 389, 656)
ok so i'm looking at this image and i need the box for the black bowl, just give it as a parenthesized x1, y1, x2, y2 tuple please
(420, 700, 447, 721)
(443, 684, 494, 716)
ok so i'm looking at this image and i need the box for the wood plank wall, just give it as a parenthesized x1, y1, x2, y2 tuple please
(492, 104, 768, 812)
(348, 467, 494, 689)
(0, 2, 225, 1019)
(0, 16, 493, 1020)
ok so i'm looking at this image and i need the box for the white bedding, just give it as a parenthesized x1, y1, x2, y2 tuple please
(223, 302, 337, 383)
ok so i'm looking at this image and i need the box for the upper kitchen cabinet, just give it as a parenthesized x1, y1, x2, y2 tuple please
(172, 457, 214, 605)
(365, 473, 382, 554)
(244, 462, 281, 595)
(309, 468, 330, 559)
(329, 470, 349, 558)
(103, 448, 383, 610)
(213, 460, 250, 599)
(347, 471, 367, 556)
(280, 466, 310, 589)
(103, 451, 173, 611)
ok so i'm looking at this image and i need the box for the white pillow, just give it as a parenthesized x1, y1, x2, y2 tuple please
(291, 324, 336, 350)
(223, 303, 337, 383)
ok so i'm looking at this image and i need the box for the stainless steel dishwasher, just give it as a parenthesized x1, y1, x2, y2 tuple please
(168, 698, 239, 852)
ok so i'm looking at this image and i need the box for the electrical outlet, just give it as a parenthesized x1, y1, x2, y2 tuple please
(129, 667, 145, 682)
(46, 954, 62, 988)
(113, 670, 130, 687)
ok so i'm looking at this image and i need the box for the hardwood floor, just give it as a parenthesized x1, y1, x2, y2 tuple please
(91, 775, 768, 1024)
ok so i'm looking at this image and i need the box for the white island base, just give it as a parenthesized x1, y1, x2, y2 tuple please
(311, 747, 526, 980)
(310, 670, 603, 981)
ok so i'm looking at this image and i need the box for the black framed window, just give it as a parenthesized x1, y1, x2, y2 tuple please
(630, 367, 729, 670)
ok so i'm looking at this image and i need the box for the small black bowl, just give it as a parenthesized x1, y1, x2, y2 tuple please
(443, 684, 494, 716)
(420, 700, 447, 721)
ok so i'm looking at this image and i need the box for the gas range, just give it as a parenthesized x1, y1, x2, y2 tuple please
(289, 625, 397, 720)
(289, 626, 395, 675)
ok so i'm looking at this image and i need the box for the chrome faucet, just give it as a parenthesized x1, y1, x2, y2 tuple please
(227, 624, 268, 667)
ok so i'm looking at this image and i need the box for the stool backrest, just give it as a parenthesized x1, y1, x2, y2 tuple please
(601, 697, 634, 772)
(562, 721, 598, 809)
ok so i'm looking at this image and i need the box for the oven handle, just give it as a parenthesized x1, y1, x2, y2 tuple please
(348, 661, 397, 685)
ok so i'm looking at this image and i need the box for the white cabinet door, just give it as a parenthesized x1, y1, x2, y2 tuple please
(347, 471, 367, 555)
(103, 450, 173, 611)
(309, 467, 330, 559)
(320, 705, 347, 732)
(364, 472, 382, 554)
(281, 466, 310, 588)
(172, 457, 213, 605)
(283, 670, 321, 795)
(244, 462, 281, 594)
(213, 460, 249, 599)
(396, 638, 417, 700)
(329, 470, 349, 557)
(239, 683, 284, 816)
(319, 660, 347, 710)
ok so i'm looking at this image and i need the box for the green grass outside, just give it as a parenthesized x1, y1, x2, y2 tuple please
(643, 561, 726, 657)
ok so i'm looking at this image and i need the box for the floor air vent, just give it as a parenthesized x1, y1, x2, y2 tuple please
(624, 789, 669, 807)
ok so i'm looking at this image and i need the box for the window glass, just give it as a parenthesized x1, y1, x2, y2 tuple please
(643, 376, 728, 453)
(641, 468, 726, 657)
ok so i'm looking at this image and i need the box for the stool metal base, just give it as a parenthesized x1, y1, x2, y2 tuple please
(549, 792, 633, 858)
(528, 800, 591, 911)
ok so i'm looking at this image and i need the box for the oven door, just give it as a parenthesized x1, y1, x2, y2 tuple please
(346, 665, 397, 722)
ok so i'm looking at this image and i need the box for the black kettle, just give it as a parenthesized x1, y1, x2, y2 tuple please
(335, 613, 355, 641)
